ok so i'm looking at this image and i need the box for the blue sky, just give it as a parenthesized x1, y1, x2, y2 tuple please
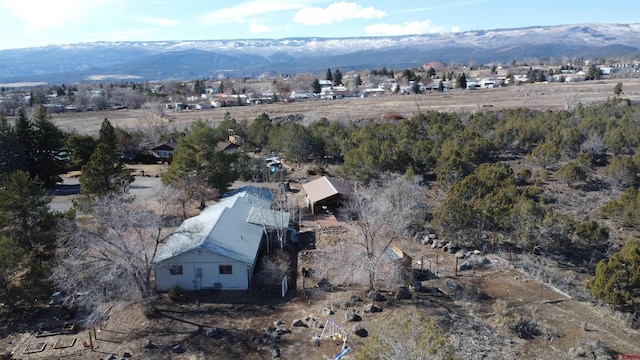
(0, 0, 638, 50)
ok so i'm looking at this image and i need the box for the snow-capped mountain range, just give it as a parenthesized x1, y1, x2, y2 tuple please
(1, 23, 639, 83)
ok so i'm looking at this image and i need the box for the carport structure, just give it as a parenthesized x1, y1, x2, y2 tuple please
(301, 176, 352, 215)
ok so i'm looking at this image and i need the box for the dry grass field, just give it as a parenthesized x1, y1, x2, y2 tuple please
(47, 78, 640, 135)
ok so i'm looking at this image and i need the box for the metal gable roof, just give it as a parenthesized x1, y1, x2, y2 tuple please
(301, 176, 353, 204)
(154, 186, 283, 265)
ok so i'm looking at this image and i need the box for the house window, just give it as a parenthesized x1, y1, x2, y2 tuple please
(219, 265, 233, 275)
(169, 265, 183, 275)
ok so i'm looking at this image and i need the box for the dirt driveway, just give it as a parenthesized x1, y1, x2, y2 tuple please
(49, 165, 168, 213)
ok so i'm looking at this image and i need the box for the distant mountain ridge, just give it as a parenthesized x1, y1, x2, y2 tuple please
(1, 23, 639, 84)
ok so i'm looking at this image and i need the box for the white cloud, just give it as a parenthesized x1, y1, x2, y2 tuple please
(249, 23, 275, 34)
(0, 0, 118, 31)
(292, 2, 385, 25)
(197, 1, 307, 26)
(364, 19, 446, 36)
(140, 17, 179, 27)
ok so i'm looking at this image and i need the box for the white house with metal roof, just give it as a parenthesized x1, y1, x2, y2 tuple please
(153, 186, 289, 291)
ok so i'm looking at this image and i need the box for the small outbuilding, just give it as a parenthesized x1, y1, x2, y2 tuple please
(301, 176, 352, 215)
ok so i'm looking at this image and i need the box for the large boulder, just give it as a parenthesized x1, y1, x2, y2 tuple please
(367, 290, 383, 301)
(344, 309, 361, 322)
(205, 327, 222, 338)
(364, 303, 382, 313)
(172, 344, 185, 354)
(292, 319, 307, 328)
(352, 325, 368, 337)
(445, 278, 462, 291)
(142, 339, 156, 349)
(459, 256, 490, 271)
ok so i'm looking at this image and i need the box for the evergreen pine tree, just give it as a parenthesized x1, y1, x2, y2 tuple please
(588, 238, 640, 309)
(30, 105, 66, 187)
(312, 78, 321, 94)
(80, 119, 133, 196)
(333, 69, 343, 86)
(325, 68, 333, 83)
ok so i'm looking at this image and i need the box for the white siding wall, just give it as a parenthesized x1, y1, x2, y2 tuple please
(155, 249, 252, 291)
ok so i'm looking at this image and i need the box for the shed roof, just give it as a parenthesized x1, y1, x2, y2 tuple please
(154, 186, 287, 265)
(217, 141, 240, 152)
(151, 141, 177, 151)
(301, 176, 352, 204)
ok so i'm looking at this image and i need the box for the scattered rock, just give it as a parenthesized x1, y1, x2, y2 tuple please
(292, 319, 307, 328)
(350, 295, 363, 303)
(364, 303, 382, 313)
(322, 307, 334, 316)
(421, 287, 445, 295)
(304, 315, 316, 324)
(273, 320, 285, 326)
(409, 281, 423, 292)
(122, 352, 132, 358)
(142, 339, 156, 349)
(171, 344, 185, 354)
(344, 309, 361, 322)
(205, 327, 222, 338)
(352, 325, 368, 337)
(271, 346, 281, 358)
(443, 242, 460, 253)
(445, 278, 462, 290)
(568, 347, 586, 357)
(459, 256, 490, 271)
(367, 290, 383, 301)
(106, 354, 117, 360)
(396, 287, 411, 300)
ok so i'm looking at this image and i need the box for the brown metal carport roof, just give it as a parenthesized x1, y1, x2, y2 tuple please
(301, 176, 352, 204)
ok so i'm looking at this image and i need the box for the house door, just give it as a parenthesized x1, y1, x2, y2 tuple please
(195, 268, 202, 290)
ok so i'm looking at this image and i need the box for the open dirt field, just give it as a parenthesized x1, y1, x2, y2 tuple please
(47, 78, 640, 135)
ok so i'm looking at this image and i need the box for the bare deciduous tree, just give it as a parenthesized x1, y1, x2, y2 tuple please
(340, 173, 425, 291)
(51, 191, 194, 325)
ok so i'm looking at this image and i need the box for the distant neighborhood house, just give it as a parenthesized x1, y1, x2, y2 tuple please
(153, 186, 290, 291)
(151, 140, 177, 161)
